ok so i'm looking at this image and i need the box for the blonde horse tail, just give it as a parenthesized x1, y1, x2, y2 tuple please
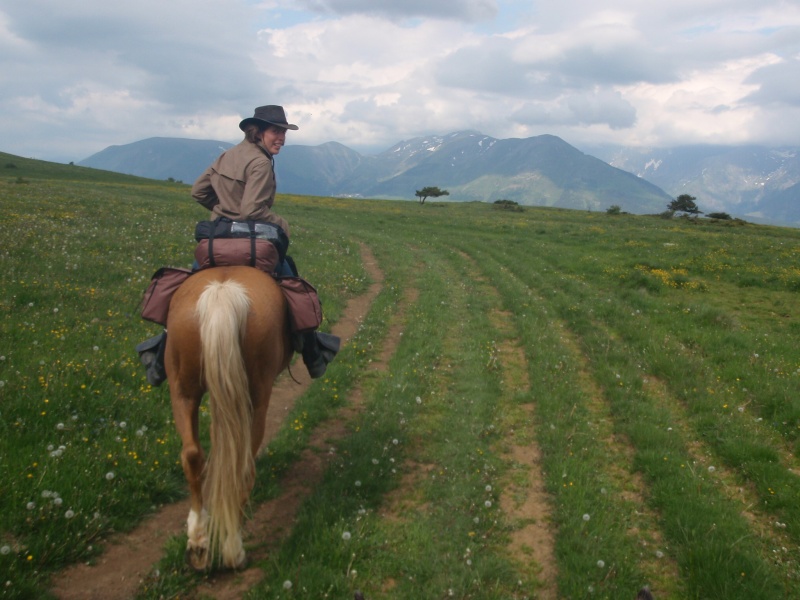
(196, 280, 253, 568)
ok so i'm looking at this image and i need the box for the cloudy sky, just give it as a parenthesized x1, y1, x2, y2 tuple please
(2, 0, 799, 163)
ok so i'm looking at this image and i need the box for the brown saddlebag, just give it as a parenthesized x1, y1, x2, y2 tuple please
(276, 277, 323, 333)
(140, 267, 194, 326)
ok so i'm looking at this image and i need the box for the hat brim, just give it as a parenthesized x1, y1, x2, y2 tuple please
(239, 117, 299, 131)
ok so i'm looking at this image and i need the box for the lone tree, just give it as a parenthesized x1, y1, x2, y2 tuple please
(415, 186, 449, 204)
(668, 194, 702, 215)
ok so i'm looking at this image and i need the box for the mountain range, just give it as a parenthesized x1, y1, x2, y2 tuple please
(79, 132, 800, 226)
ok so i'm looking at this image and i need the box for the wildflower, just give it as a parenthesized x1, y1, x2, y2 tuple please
(342, 531, 351, 541)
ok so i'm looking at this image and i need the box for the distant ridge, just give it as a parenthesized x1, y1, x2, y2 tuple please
(79, 132, 670, 215)
(78, 137, 234, 184)
(77, 133, 800, 225)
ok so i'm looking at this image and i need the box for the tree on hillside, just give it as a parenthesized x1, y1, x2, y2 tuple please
(668, 194, 702, 215)
(415, 186, 449, 204)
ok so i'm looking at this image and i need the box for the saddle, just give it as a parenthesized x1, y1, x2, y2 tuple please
(139, 218, 322, 333)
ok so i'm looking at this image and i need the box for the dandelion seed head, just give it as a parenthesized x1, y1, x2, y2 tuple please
(708, 466, 716, 473)
(53, 497, 63, 506)
(583, 513, 591, 521)
(282, 580, 292, 590)
(65, 509, 75, 519)
(342, 531, 351, 541)
(0, 546, 10, 555)
(484, 500, 492, 508)
(354, 480, 361, 487)
(416, 396, 422, 404)
(485, 485, 492, 492)
(655, 550, 664, 558)
(597, 560, 605, 568)
(105, 472, 115, 481)
(26, 502, 35, 510)
(56, 423, 65, 430)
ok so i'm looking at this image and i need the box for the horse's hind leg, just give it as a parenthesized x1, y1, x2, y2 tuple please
(171, 388, 209, 571)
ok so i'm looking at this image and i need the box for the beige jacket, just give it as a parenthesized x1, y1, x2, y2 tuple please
(191, 139, 290, 236)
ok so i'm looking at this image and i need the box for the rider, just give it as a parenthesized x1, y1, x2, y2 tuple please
(138, 105, 339, 385)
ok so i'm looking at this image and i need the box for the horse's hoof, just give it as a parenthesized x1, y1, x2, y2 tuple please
(184, 546, 209, 572)
(222, 548, 248, 571)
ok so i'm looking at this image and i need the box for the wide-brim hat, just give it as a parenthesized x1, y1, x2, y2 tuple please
(239, 105, 299, 131)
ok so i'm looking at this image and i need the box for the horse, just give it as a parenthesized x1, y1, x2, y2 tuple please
(164, 266, 293, 570)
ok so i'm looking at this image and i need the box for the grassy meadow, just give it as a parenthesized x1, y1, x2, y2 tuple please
(1, 152, 800, 599)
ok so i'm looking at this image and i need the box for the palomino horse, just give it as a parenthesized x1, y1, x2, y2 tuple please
(164, 266, 293, 570)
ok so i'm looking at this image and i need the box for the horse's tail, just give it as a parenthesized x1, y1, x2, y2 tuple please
(196, 280, 253, 567)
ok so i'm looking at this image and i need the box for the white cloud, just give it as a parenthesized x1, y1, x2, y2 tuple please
(295, 0, 498, 22)
(1, 0, 799, 161)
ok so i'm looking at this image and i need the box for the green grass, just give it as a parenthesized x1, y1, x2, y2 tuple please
(1, 155, 800, 598)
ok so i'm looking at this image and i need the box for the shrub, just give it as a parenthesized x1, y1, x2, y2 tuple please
(606, 205, 622, 215)
(493, 199, 523, 212)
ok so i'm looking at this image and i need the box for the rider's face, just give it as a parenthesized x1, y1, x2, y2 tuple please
(260, 126, 287, 155)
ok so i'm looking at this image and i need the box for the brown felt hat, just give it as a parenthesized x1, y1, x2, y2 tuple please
(238, 105, 299, 131)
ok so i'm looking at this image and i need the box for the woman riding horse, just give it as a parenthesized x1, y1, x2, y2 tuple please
(139, 105, 339, 385)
